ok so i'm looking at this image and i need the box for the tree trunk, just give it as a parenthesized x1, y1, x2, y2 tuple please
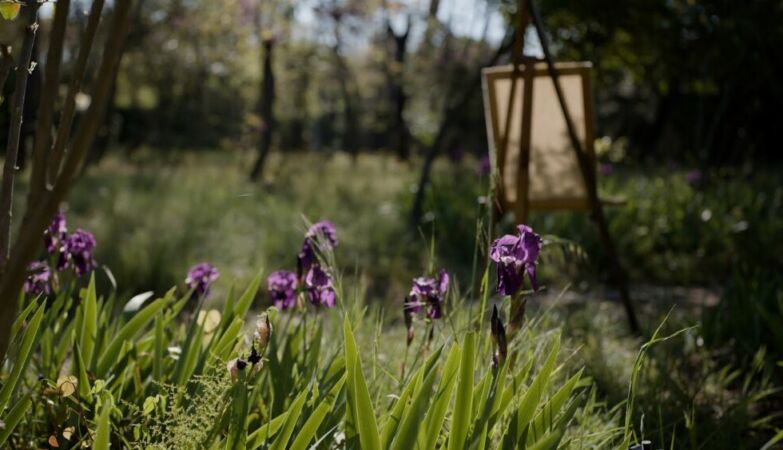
(0, 2, 40, 263)
(250, 38, 276, 181)
(387, 19, 410, 160)
(331, 20, 359, 158)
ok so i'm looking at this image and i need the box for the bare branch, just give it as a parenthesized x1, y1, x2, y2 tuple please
(47, 0, 106, 184)
(0, 1, 40, 267)
(54, 0, 132, 190)
(26, 0, 71, 209)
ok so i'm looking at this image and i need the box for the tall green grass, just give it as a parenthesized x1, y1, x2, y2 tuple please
(1, 262, 625, 448)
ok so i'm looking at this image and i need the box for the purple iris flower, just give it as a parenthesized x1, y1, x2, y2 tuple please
(23, 261, 51, 296)
(297, 240, 315, 277)
(297, 221, 338, 277)
(406, 269, 449, 319)
(304, 265, 336, 308)
(306, 221, 338, 248)
(599, 163, 613, 176)
(61, 229, 97, 276)
(268, 270, 298, 310)
(489, 225, 542, 296)
(185, 262, 219, 299)
(44, 212, 67, 254)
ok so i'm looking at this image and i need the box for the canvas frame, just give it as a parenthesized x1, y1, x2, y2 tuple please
(482, 61, 597, 221)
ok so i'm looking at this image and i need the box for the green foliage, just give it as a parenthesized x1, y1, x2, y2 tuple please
(9, 152, 780, 448)
(0, 250, 616, 448)
(703, 267, 783, 361)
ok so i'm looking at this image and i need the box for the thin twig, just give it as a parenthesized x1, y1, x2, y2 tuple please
(57, 0, 130, 186)
(47, 0, 106, 184)
(26, 0, 71, 210)
(0, 1, 40, 268)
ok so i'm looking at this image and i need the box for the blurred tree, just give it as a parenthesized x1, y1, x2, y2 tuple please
(248, 0, 294, 181)
(409, 0, 514, 223)
(381, 1, 412, 160)
(315, 0, 367, 158)
(112, 0, 256, 148)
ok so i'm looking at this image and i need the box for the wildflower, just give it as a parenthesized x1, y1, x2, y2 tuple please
(599, 162, 613, 176)
(491, 305, 507, 368)
(437, 269, 449, 295)
(227, 358, 247, 381)
(254, 314, 271, 348)
(61, 229, 97, 276)
(489, 224, 542, 296)
(23, 261, 51, 296)
(305, 221, 338, 248)
(267, 271, 297, 310)
(304, 265, 336, 308)
(297, 220, 338, 276)
(44, 212, 67, 254)
(406, 269, 449, 320)
(185, 262, 219, 299)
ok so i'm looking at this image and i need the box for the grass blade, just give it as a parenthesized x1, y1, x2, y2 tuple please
(96, 296, 170, 375)
(381, 363, 424, 448)
(515, 334, 561, 444)
(247, 413, 287, 448)
(419, 344, 461, 449)
(94, 394, 113, 450)
(226, 373, 250, 450)
(0, 302, 45, 411)
(390, 350, 441, 450)
(73, 343, 92, 400)
(269, 388, 308, 450)
(0, 394, 31, 445)
(447, 331, 476, 450)
(233, 270, 263, 319)
(344, 317, 381, 450)
(288, 375, 346, 450)
(80, 274, 98, 370)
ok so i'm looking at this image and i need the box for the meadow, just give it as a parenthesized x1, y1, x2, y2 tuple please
(3, 150, 779, 448)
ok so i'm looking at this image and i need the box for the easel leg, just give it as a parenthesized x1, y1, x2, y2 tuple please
(592, 203, 641, 333)
(526, 0, 640, 333)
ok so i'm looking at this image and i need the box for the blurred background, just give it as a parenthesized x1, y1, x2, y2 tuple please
(2, 0, 779, 291)
(2, 0, 783, 445)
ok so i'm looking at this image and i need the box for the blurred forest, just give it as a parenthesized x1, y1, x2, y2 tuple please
(3, 0, 782, 181)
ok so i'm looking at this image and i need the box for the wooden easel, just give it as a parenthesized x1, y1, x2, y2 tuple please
(494, 0, 640, 333)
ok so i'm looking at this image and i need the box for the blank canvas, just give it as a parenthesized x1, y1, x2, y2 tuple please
(482, 62, 595, 211)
